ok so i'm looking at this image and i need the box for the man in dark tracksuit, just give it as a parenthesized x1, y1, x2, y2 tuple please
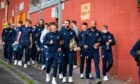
(18, 20, 32, 68)
(44, 23, 61, 84)
(60, 20, 78, 83)
(86, 21, 102, 84)
(130, 39, 140, 78)
(78, 22, 92, 79)
(13, 21, 23, 65)
(36, 19, 45, 69)
(2, 23, 15, 63)
(101, 25, 116, 81)
(2, 26, 8, 61)
(31, 25, 37, 64)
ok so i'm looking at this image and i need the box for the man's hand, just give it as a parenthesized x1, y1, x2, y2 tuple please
(12, 43, 14, 47)
(16, 41, 19, 44)
(137, 50, 140, 55)
(76, 47, 81, 51)
(2, 42, 5, 45)
(94, 43, 100, 49)
(30, 44, 32, 49)
(50, 40, 53, 45)
(58, 48, 61, 52)
(108, 39, 112, 43)
(37, 47, 40, 51)
(106, 42, 110, 45)
(84, 45, 88, 49)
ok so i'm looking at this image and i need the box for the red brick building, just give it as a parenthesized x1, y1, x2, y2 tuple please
(0, 0, 140, 83)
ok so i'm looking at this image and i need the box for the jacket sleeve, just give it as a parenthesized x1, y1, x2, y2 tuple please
(78, 32, 82, 47)
(97, 31, 102, 44)
(73, 30, 80, 47)
(130, 39, 140, 59)
(43, 33, 51, 46)
(110, 34, 116, 46)
(12, 29, 16, 42)
(2, 29, 5, 42)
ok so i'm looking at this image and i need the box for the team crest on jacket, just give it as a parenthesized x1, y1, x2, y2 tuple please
(108, 36, 111, 39)
(70, 32, 73, 35)
(82, 34, 84, 37)
(64, 33, 66, 35)
(103, 35, 105, 38)
(50, 35, 53, 38)
(10, 31, 12, 33)
(57, 36, 59, 39)
(96, 33, 99, 36)
(89, 33, 91, 36)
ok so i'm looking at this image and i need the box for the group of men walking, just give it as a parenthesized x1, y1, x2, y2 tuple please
(2, 19, 117, 84)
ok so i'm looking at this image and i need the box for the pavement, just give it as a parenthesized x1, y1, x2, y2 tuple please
(0, 57, 125, 84)
(0, 64, 24, 84)
(13, 65, 125, 84)
(0, 42, 125, 84)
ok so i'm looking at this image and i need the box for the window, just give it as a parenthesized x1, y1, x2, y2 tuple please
(30, 0, 39, 6)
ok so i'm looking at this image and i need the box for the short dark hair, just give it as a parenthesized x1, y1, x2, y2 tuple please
(45, 22, 50, 26)
(102, 24, 108, 28)
(25, 19, 30, 22)
(65, 19, 71, 23)
(29, 21, 32, 24)
(82, 22, 88, 26)
(72, 20, 77, 25)
(40, 19, 44, 22)
(18, 21, 23, 24)
(51, 23, 58, 28)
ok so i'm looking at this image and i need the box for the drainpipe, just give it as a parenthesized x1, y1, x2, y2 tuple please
(5, 0, 9, 22)
(58, 0, 62, 30)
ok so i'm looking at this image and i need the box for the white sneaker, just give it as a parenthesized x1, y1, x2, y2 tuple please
(68, 77, 73, 83)
(24, 64, 27, 68)
(27, 61, 31, 65)
(95, 79, 101, 84)
(41, 65, 46, 70)
(14, 60, 18, 65)
(31, 60, 35, 65)
(73, 65, 78, 69)
(62, 77, 67, 83)
(52, 77, 57, 84)
(103, 76, 108, 81)
(80, 74, 84, 79)
(89, 73, 93, 79)
(46, 74, 50, 82)
(59, 74, 63, 79)
(18, 61, 22, 66)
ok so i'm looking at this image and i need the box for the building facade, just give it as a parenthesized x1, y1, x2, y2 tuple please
(0, 0, 140, 83)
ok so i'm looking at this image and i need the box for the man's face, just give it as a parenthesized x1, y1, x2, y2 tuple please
(51, 25, 58, 32)
(29, 23, 32, 27)
(45, 25, 50, 30)
(25, 22, 30, 27)
(32, 25, 36, 29)
(102, 27, 108, 33)
(39, 21, 44, 25)
(91, 21, 96, 27)
(64, 21, 70, 28)
(82, 25, 88, 30)
(7, 24, 10, 28)
(17, 23, 22, 27)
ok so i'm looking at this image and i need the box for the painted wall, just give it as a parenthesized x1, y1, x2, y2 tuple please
(30, 0, 140, 83)
(0, 0, 140, 83)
